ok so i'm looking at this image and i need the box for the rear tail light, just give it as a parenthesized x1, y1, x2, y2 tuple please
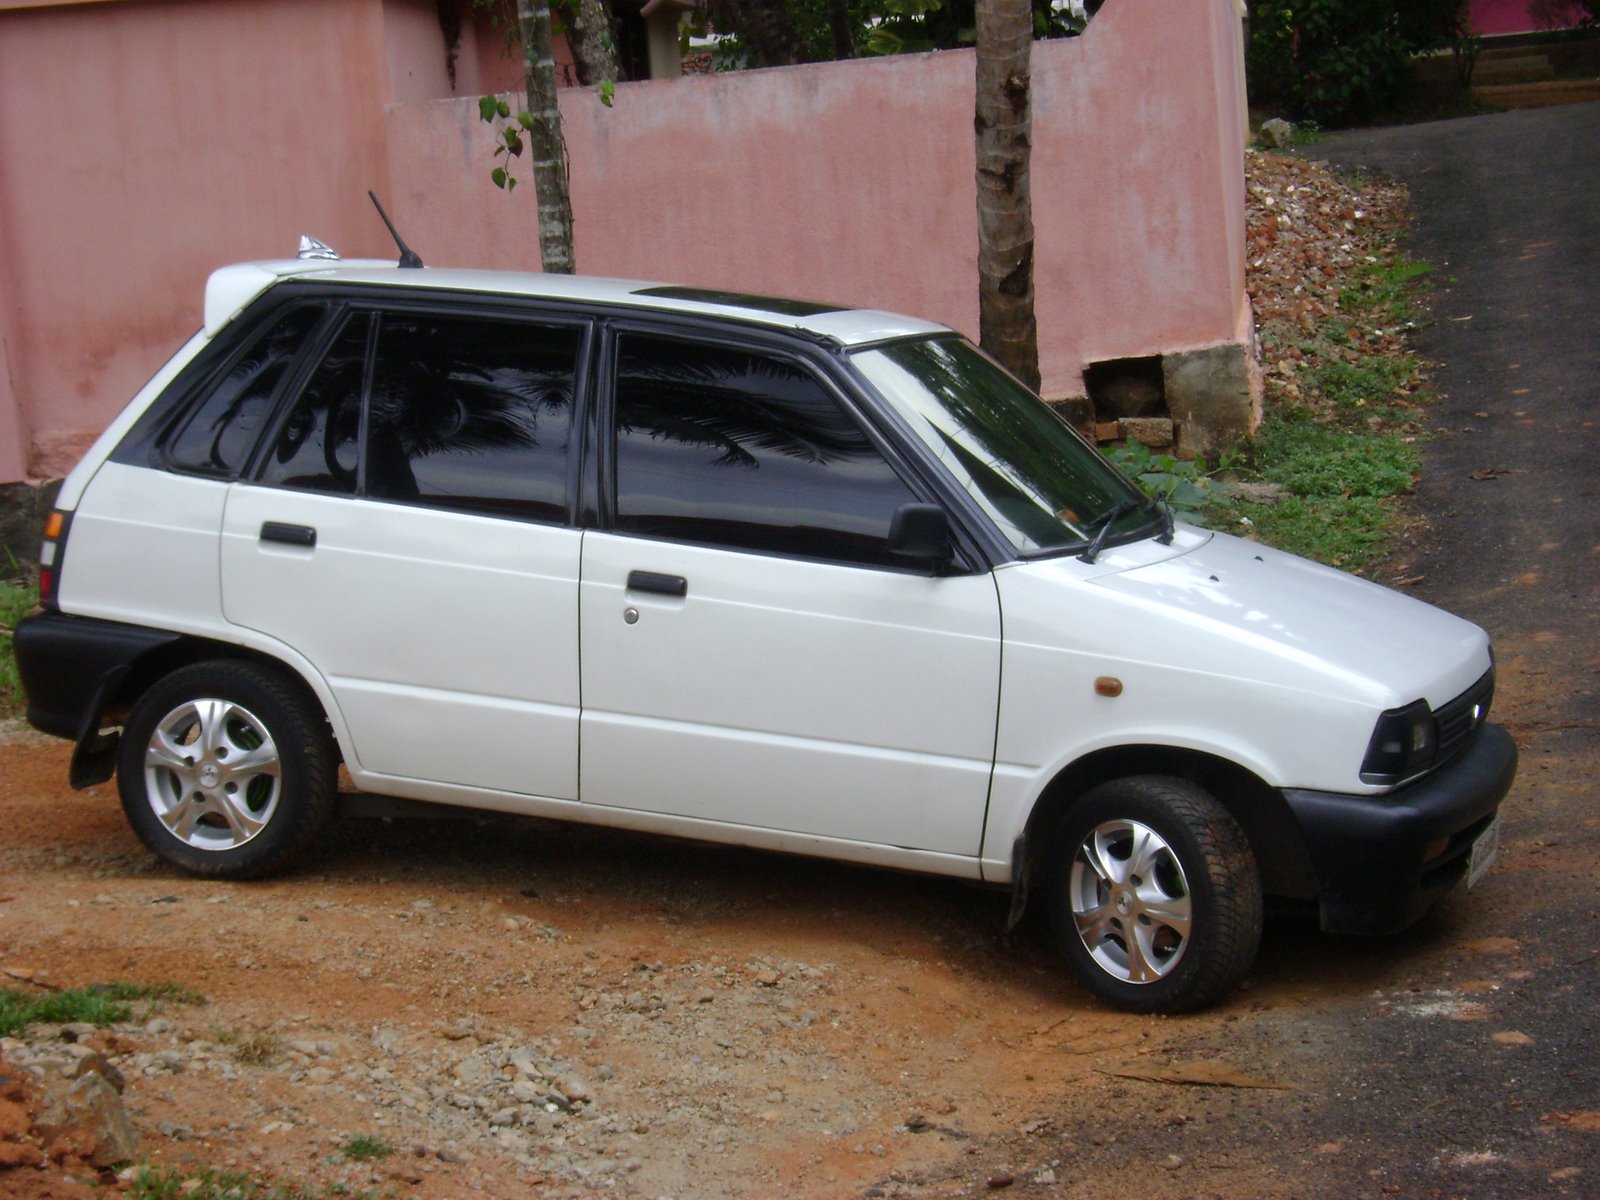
(38, 509, 72, 611)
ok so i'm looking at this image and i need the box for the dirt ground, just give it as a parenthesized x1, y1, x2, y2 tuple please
(0, 715, 1295, 1200)
(0, 629, 1591, 1200)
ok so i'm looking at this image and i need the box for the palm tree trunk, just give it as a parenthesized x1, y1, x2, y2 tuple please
(974, 0, 1041, 392)
(517, 0, 576, 274)
(568, 0, 620, 86)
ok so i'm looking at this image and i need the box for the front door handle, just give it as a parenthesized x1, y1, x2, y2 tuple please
(626, 570, 687, 597)
(260, 522, 316, 548)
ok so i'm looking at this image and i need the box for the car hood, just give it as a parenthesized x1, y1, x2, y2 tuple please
(1080, 528, 1491, 709)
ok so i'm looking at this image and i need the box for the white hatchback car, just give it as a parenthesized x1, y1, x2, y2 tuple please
(16, 244, 1516, 1012)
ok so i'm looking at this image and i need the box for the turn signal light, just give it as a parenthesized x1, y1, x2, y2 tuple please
(38, 509, 72, 611)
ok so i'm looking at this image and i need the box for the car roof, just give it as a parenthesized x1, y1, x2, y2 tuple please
(204, 259, 951, 348)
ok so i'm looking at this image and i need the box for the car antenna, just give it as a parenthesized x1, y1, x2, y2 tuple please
(367, 190, 424, 269)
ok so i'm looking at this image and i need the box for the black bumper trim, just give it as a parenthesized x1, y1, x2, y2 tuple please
(15, 612, 184, 786)
(1283, 723, 1518, 935)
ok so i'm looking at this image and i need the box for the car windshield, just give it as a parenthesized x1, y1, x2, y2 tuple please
(851, 336, 1154, 555)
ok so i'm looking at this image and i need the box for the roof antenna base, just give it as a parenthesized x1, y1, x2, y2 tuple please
(368, 191, 424, 269)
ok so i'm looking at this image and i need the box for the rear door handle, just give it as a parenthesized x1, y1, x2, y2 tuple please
(626, 570, 687, 597)
(260, 522, 316, 548)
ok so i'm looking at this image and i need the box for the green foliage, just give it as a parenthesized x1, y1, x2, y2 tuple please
(864, 0, 1084, 56)
(338, 1136, 395, 1162)
(1251, 409, 1418, 498)
(1234, 493, 1396, 571)
(1103, 441, 1231, 525)
(477, 95, 524, 192)
(126, 1165, 367, 1200)
(1309, 355, 1418, 412)
(0, 987, 131, 1036)
(1338, 256, 1431, 324)
(1227, 408, 1420, 571)
(1246, 1, 1472, 126)
(1, 572, 37, 718)
(0, 981, 206, 1037)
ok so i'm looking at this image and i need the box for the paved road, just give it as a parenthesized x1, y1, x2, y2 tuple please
(1302, 103, 1600, 1198)
(1319, 102, 1599, 683)
(943, 105, 1600, 1200)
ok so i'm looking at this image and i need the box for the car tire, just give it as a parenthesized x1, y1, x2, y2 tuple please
(116, 660, 337, 879)
(1043, 775, 1263, 1013)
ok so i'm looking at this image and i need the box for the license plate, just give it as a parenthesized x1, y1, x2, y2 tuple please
(1467, 815, 1501, 890)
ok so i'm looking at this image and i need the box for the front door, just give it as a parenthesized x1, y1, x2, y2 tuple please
(579, 331, 1001, 856)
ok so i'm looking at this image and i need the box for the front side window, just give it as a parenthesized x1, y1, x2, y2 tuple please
(361, 312, 582, 520)
(612, 334, 918, 566)
(851, 336, 1151, 555)
(166, 305, 324, 477)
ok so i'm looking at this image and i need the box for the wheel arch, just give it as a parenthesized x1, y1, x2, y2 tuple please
(1018, 745, 1318, 903)
(75, 634, 343, 787)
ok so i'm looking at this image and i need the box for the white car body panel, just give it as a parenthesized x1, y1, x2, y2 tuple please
(578, 533, 1002, 855)
(60, 464, 231, 633)
(219, 486, 582, 801)
(977, 526, 1492, 875)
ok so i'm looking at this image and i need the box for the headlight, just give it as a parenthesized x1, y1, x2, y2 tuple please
(1361, 700, 1437, 785)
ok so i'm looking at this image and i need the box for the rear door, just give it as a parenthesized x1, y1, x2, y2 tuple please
(578, 328, 1002, 857)
(220, 304, 587, 801)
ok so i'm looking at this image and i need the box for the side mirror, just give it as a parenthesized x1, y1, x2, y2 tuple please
(887, 503, 955, 571)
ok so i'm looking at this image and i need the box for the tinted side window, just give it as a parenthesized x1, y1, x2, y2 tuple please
(258, 312, 371, 495)
(612, 335, 918, 566)
(166, 306, 323, 477)
(365, 313, 581, 521)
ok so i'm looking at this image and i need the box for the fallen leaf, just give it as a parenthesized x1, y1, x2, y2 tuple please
(1492, 1030, 1534, 1046)
(1393, 575, 1425, 587)
(1545, 1111, 1600, 1132)
(1549, 1167, 1583, 1181)
(1464, 937, 1520, 956)
(1469, 467, 1515, 480)
(1318, 1141, 1344, 1154)
(1100, 1061, 1294, 1090)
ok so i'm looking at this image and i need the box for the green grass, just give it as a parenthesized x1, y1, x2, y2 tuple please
(1309, 355, 1419, 413)
(1338, 255, 1431, 325)
(0, 574, 37, 718)
(0, 987, 133, 1035)
(338, 1135, 395, 1162)
(127, 1166, 376, 1200)
(0, 980, 205, 1036)
(1227, 409, 1420, 572)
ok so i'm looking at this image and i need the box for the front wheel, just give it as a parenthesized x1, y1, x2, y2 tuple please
(1043, 776, 1263, 1013)
(117, 661, 337, 879)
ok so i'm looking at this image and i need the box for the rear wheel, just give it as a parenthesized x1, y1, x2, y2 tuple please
(117, 661, 336, 879)
(1043, 776, 1262, 1013)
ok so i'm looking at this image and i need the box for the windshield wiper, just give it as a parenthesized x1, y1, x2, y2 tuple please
(1078, 499, 1144, 564)
(1151, 490, 1175, 545)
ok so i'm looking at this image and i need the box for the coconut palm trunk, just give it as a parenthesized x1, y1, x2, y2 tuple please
(974, 0, 1041, 392)
(517, 0, 575, 274)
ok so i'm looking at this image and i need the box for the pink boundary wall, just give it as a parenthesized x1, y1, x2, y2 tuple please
(0, 0, 1249, 483)
(388, 0, 1251, 405)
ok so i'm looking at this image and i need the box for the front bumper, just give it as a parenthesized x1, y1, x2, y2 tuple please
(1283, 723, 1518, 935)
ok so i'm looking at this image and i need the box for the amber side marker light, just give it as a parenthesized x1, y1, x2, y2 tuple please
(38, 509, 72, 610)
(1094, 677, 1124, 698)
